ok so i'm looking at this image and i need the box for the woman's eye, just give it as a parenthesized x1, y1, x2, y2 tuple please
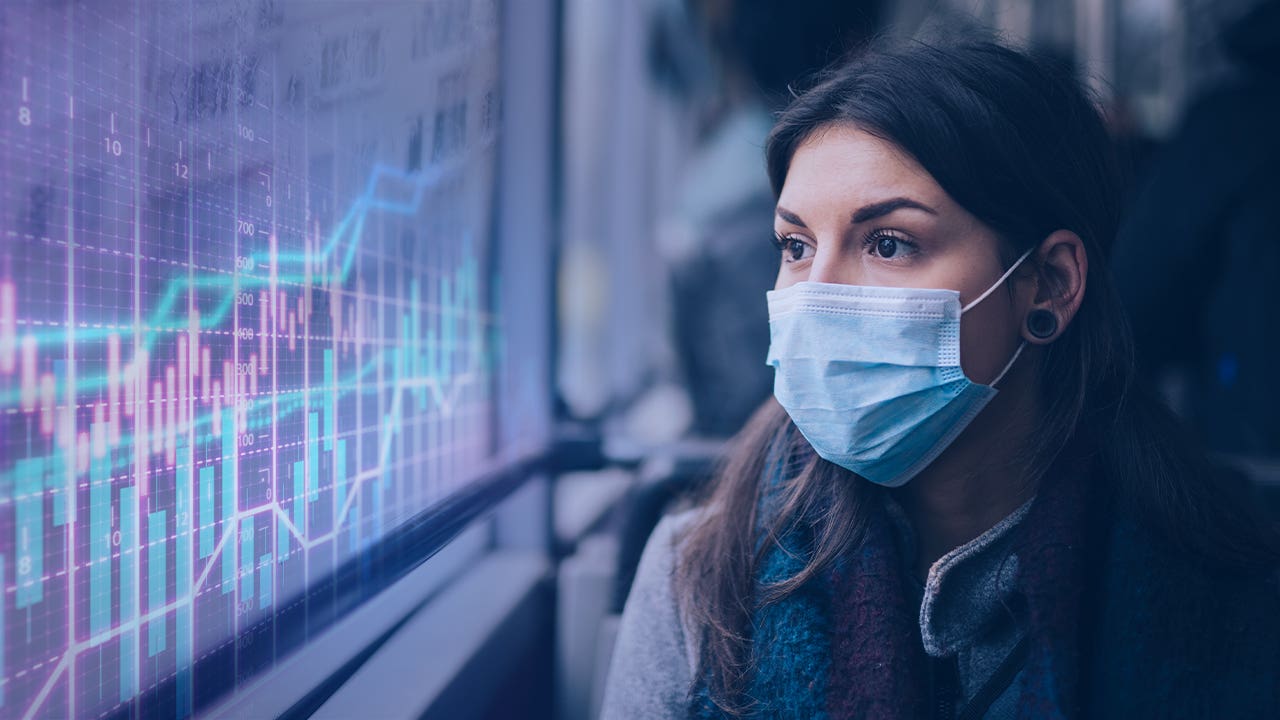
(866, 232, 915, 260)
(785, 239, 811, 262)
(772, 233, 814, 264)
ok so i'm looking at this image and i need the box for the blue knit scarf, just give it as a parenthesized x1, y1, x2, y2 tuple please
(688, 447, 1091, 719)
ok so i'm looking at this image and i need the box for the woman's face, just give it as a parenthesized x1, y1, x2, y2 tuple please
(772, 123, 1028, 385)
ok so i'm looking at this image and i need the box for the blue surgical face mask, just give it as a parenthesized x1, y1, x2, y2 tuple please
(765, 249, 1033, 488)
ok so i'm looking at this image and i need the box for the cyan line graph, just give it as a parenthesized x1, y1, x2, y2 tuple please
(3, 155, 472, 393)
(7, 151, 500, 719)
(3, 153, 490, 462)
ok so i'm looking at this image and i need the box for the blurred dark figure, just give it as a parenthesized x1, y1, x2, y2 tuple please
(609, 0, 883, 616)
(1112, 0, 1280, 459)
(648, 0, 882, 438)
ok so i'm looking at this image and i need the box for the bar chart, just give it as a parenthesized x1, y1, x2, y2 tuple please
(0, 0, 506, 717)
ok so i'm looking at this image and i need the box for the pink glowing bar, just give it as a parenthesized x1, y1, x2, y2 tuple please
(55, 403, 71, 448)
(20, 334, 37, 410)
(190, 310, 200, 369)
(331, 292, 342, 345)
(39, 373, 55, 434)
(76, 431, 90, 474)
(152, 380, 163, 455)
(0, 281, 15, 373)
(211, 380, 222, 437)
(348, 305, 357, 352)
(260, 291, 269, 373)
(92, 405, 107, 458)
(201, 347, 211, 401)
(249, 354, 258, 397)
(135, 349, 150, 496)
(107, 333, 120, 444)
(165, 365, 176, 463)
(123, 363, 135, 416)
(177, 334, 188, 430)
(278, 291, 286, 331)
(223, 360, 233, 407)
(288, 311, 296, 350)
(270, 232, 279, 277)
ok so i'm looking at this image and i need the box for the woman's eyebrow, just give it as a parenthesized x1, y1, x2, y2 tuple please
(775, 206, 807, 228)
(851, 197, 937, 224)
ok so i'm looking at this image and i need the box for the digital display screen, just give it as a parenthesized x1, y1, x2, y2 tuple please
(0, 1, 539, 717)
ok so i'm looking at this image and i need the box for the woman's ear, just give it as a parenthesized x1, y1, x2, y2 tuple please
(1020, 230, 1087, 344)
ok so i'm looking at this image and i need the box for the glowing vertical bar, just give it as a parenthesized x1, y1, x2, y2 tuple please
(334, 439, 348, 524)
(258, 552, 272, 609)
(198, 467, 214, 558)
(211, 380, 222, 436)
(0, 281, 14, 373)
(18, 333, 36, 407)
(277, 520, 289, 564)
(119, 486, 137, 701)
(307, 412, 319, 501)
(222, 361, 233, 419)
(50, 444, 67, 527)
(151, 380, 163, 455)
(88, 444, 111, 635)
(189, 312, 200, 379)
(239, 517, 254, 599)
(136, 349, 150, 496)
(15, 457, 45, 607)
(107, 333, 121, 445)
(292, 460, 305, 536)
(123, 362, 135, 415)
(147, 511, 167, 656)
(165, 367, 176, 463)
(92, 405, 107, 458)
(409, 280, 421, 386)
(425, 326, 437, 379)
(175, 443, 194, 717)
(260, 292, 269, 373)
(177, 334, 188, 430)
(75, 432, 90, 475)
(221, 412, 237, 594)
(19, 335, 37, 410)
(323, 350, 334, 451)
(200, 348, 210, 401)
(39, 373, 55, 436)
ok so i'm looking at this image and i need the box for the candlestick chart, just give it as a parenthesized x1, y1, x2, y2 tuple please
(0, 1, 517, 717)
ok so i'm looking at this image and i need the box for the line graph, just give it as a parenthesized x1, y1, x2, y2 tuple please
(0, 1, 511, 717)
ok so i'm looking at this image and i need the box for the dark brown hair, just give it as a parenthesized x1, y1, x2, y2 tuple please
(675, 38, 1280, 714)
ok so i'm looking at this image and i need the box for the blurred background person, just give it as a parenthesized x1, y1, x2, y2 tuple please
(1111, 0, 1280, 476)
(649, 0, 882, 439)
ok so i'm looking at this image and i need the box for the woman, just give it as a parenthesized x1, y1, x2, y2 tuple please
(600, 39, 1280, 719)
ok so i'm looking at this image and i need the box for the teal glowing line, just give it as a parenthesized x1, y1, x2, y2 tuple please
(4, 160, 462, 404)
(0, 351, 382, 487)
(2, 158, 493, 485)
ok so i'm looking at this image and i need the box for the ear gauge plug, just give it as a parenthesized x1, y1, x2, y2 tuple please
(1027, 309, 1058, 340)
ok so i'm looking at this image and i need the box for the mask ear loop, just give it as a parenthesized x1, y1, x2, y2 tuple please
(988, 340, 1026, 388)
(961, 248, 1036, 314)
(960, 247, 1035, 388)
